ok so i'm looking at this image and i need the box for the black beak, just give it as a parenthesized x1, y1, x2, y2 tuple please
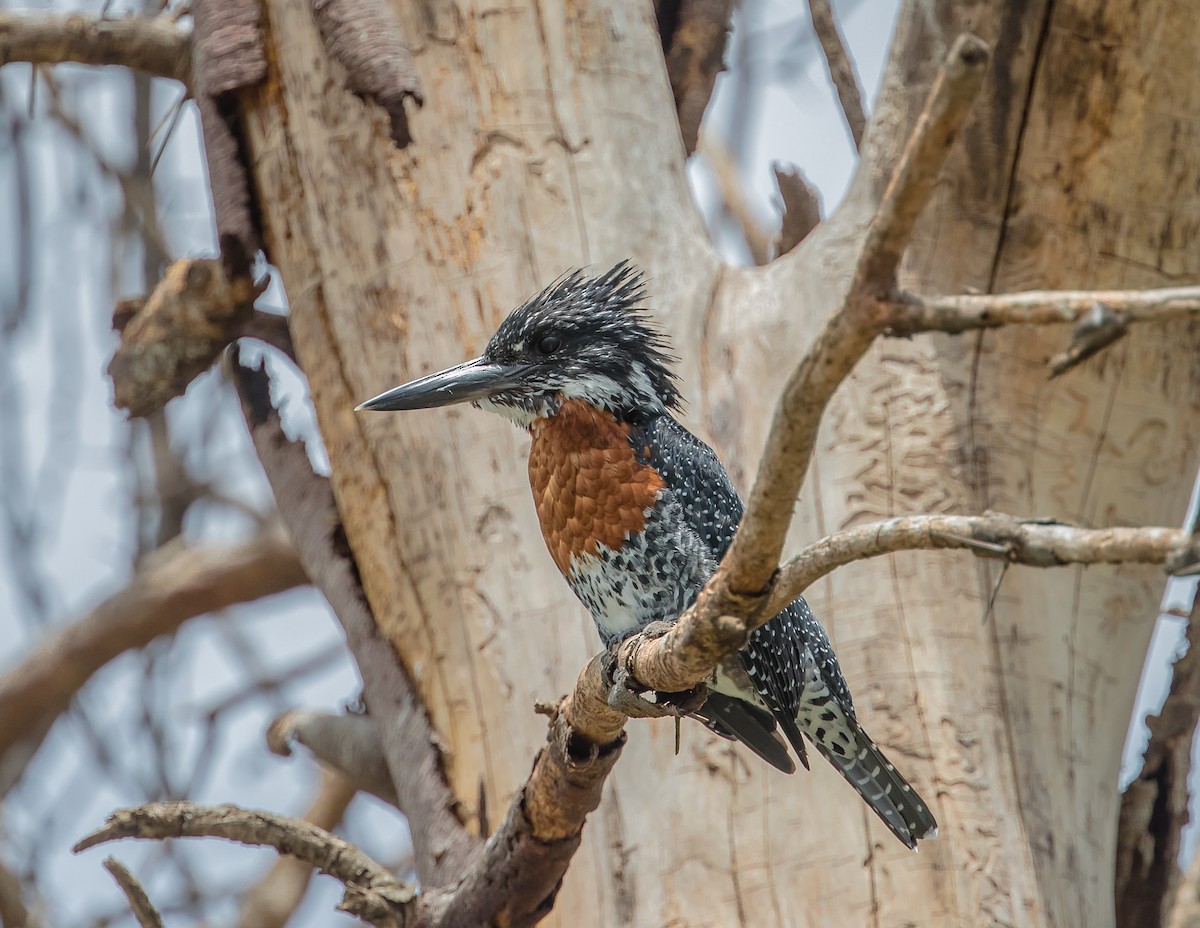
(355, 357, 528, 411)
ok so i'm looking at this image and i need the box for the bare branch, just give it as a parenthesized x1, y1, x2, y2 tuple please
(0, 11, 191, 84)
(268, 710, 399, 808)
(763, 514, 1200, 620)
(0, 856, 30, 928)
(726, 33, 990, 596)
(771, 161, 821, 257)
(894, 285, 1200, 335)
(236, 772, 358, 928)
(0, 525, 306, 790)
(231, 354, 481, 887)
(108, 258, 265, 418)
(1118, 588, 1200, 928)
(102, 858, 164, 928)
(660, 0, 734, 156)
(75, 802, 417, 928)
(806, 0, 866, 149)
(700, 135, 771, 265)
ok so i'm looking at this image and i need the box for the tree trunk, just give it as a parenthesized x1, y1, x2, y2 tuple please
(237, 0, 1200, 924)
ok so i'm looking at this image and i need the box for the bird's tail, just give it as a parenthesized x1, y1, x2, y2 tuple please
(792, 711, 938, 850)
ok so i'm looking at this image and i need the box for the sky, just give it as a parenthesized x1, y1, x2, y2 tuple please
(0, 0, 1194, 924)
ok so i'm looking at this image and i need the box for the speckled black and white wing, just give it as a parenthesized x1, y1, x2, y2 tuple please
(632, 414, 938, 849)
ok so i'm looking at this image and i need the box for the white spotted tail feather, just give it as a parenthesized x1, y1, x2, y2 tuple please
(794, 695, 938, 850)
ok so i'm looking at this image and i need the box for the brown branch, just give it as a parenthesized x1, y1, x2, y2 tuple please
(108, 258, 265, 418)
(0, 11, 191, 84)
(660, 0, 734, 156)
(236, 772, 358, 928)
(309, 0, 423, 148)
(242, 309, 296, 363)
(771, 161, 821, 257)
(74, 802, 418, 928)
(724, 33, 990, 597)
(0, 856, 29, 928)
(231, 354, 481, 888)
(0, 525, 306, 792)
(806, 0, 866, 149)
(268, 710, 399, 808)
(102, 858, 164, 928)
(1118, 588, 1200, 928)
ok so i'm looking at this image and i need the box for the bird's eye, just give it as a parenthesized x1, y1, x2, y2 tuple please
(536, 334, 561, 355)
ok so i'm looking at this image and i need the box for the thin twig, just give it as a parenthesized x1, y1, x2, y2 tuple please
(894, 285, 1200, 334)
(700, 134, 772, 264)
(267, 710, 399, 808)
(0, 525, 306, 786)
(762, 514, 1200, 620)
(75, 802, 418, 928)
(806, 0, 866, 149)
(102, 858, 165, 928)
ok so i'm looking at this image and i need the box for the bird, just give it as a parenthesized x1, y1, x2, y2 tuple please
(357, 262, 938, 849)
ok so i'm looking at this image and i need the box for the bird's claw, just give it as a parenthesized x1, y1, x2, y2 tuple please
(602, 650, 707, 719)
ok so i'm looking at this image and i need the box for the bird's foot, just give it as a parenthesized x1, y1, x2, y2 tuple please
(601, 650, 707, 719)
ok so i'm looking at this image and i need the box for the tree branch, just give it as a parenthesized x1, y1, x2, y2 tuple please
(0, 11, 191, 85)
(102, 858, 164, 928)
(0, 525, 306, 794)
(236, 772, 358, 928)
(109, 258, 265, 418)
(806, 0, 866, 149)
(764, 514, 1200, 620)
(75, 802, 417, 928)
(659, 0, 734, 156)
(268, 710, 399, 808)
(231, 353, 481, 888)
(893, 285, 1200, 335)
(724, 33, 990, 597)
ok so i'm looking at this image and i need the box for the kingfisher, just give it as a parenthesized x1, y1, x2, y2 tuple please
(357, 262, 938, 849)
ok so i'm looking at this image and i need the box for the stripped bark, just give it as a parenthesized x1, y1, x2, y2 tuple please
(0, 11, 190, 84)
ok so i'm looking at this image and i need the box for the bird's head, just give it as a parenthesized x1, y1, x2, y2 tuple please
(357, 262, 680, 426)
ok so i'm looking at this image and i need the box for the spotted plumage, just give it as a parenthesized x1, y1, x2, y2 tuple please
(358, 261, 938, 849)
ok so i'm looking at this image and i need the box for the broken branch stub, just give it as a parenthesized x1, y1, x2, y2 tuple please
(108, 258, 263, 417)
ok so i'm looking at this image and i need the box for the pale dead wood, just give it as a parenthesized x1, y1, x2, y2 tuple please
(724, 33, 990, 597)
(236, 771, 358, 928)
(0, 525, 306, 784)
(894, 285, 1200, 334)
(806, 0, 866, 149)
(1117, 588, 1200, 928)
(108, 258, 265, 417)
(0, 11, 191, 84)
(75, 802, 417, 928)
(268, 710, 399, 808)
(102, 858, 164, 928)
(1169, 839, 1200, 928)
(764, 515, 1200, 619)
(231, 355, 481, 888)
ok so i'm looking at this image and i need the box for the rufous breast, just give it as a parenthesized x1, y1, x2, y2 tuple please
(527, 398, 665, 575)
